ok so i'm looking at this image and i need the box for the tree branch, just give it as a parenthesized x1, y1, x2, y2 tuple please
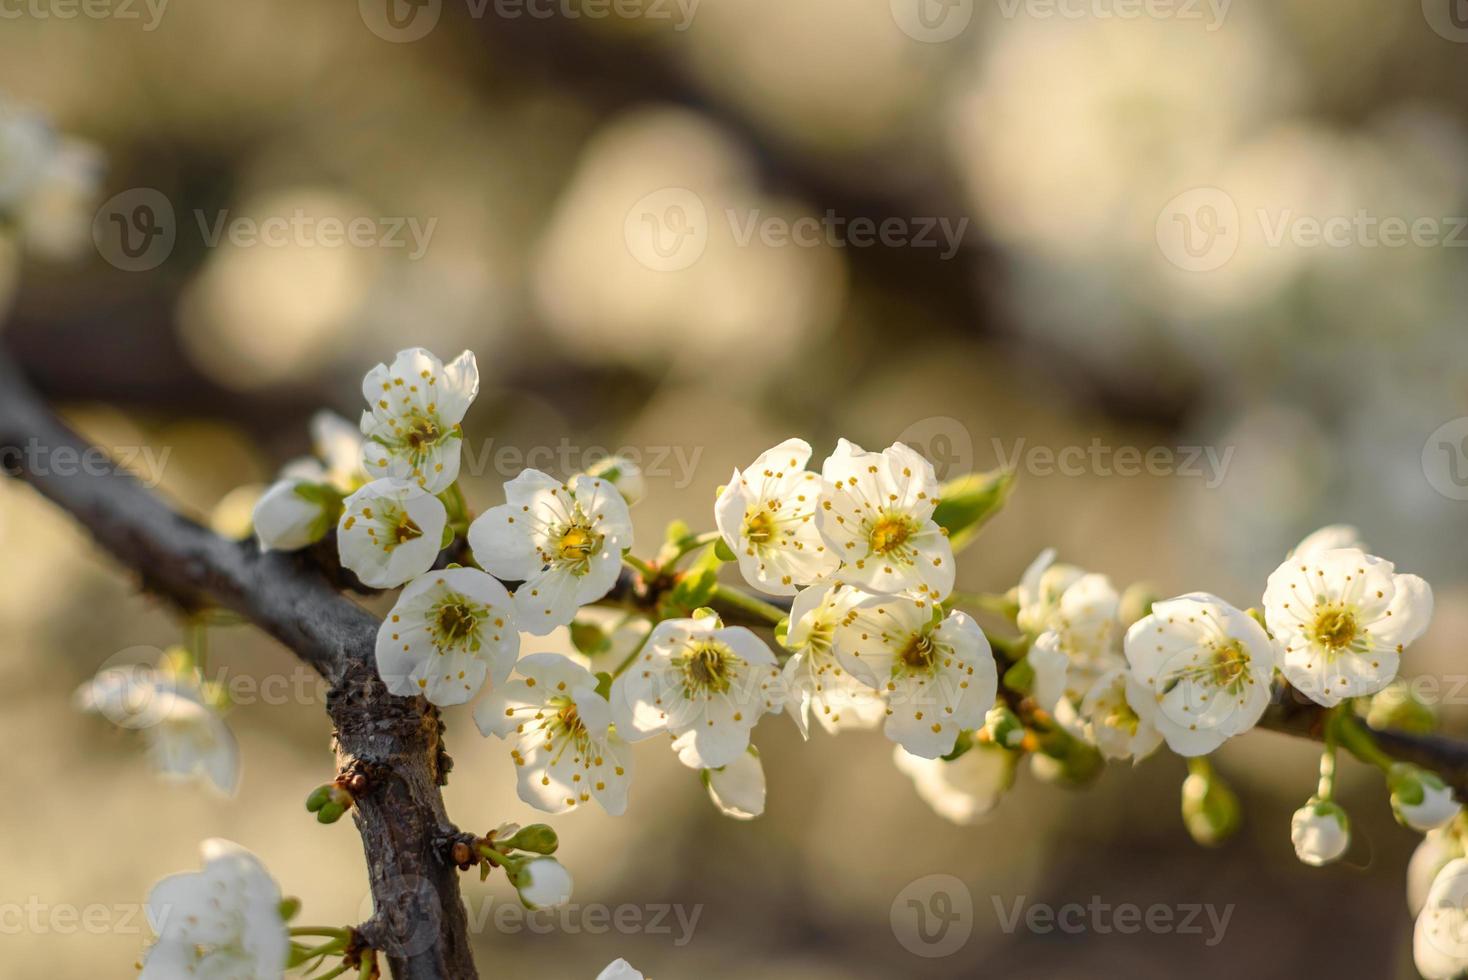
(0, 354, 477, 980)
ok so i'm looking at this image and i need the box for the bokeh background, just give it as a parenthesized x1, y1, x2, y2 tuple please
(3, 1, 1468, 977)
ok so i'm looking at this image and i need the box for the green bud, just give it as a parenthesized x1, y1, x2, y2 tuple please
(1030, 732, 1103, 787)
(316, 801, 347, 824)
(1181, 767, 1241, 847)
(569, 621, 609, 658)
(691, 607, 720, 623)
(1365, 680, 1436, 735)
(502, 823, 560, 855)
(984, 705, 1026, 750)
(932, 468, 1015, 551)
(277, 897, 301, 922)
(305, 784, 333, 812)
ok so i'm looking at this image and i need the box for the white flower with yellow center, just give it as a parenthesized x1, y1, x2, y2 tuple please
(1077, 667, 1162, 762)
(376, 568, 519, 706)
(781, 582, 885, 738)
(1024, 568, 1125, 715)
(611, 616, 784, 770)
(338, 478, 447, 588)
(1124, 593, 1276, 757)
(1416, 858, 1468, 980)
(893, 742, 1016, 825)
(75, 662, 238, 796)
(816, 439, 954, 602)
(833, 596, 997, 759)
(139, 839, 289, 980)
(476, 653, 632, 815)
(468, 470, 633, 635)
(715, 438, 838, 595)
(359, 347, 479, 493)
(1264, 547, 1433, 707)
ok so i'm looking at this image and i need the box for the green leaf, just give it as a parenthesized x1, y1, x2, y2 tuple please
(570, 621, 609, 657)
(933, 467, 1015, 551)
(713, 538, 737, 563)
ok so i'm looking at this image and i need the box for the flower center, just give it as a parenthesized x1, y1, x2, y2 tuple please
(899, 631, 938, 673)
(743, 507, 776, 546)
(554, 522, 602, 571)
(868, 513, 916, 556)
(1309, 606, 1360, 653)
(1209, 639, 1249, 691)
(405, 415, 441, 452)
(435, 601, 478, 645)
(1105, 699, 1141, 735)
(682, 642, 735, 695)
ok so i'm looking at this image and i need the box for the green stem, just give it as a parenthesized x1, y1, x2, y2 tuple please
(314, 964, 351, 980)
(1187, 756, 1212, 779)
(1335, 713, 1395, 772)
(438, 482, 471, 535)
(359, 950, 378, 980)
(185, 618, 209, 673)
(290, 927, 350, 940)
(657, 530, 722, 567)
(623, 554, 656, 578)
(711, 585, 786, 627)
(950, 591, 1020, 621)
(611, 626, 655, 679)
(1317, 708, 1340, 800)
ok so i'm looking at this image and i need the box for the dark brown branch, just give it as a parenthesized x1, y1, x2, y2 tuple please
(0, 355, 477, 980)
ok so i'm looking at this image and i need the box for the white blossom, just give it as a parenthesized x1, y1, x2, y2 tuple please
(1123, 593, 1276, 757)
(1290, 799, 1350, 867)
(513, 857, 573, 910)
(75, 663, 238, 796)
(140, 839, 289, 980)
(780, 583, 884, 738)
(1024, 569, 1124, 715)
(816, 439, 954, 602)
(1416, 858, 1468, 980)
(715, 438, 837, 595)
(1077, 667, 1162, 762)
(475, 653, 632, 815)
(1015, 548, 1085, 635)
(1264, 547, 1433, 707)
(834, 596, 997, 759)
(612, 616, 784, 770)
(703, 747, 765, 820)
(310, 410, 368, 492)
(252, 477, 338, 552)
(1411, 829, 1466, 917)
(359, 347, 479, 493)
(376, 568, 520, 706)
(596, 961, 645, 980)
(468, 470, 633, 635)
(893, 742, 1015, 825)
(338, 478, 447, 589)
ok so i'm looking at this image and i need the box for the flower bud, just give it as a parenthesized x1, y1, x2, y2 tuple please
(1392, 764, 1462, 832)
(1290, 799, 1350, 867)
(703, 748, 765, 821)
(502, 824, 560, 855)
(585, 455, 645, 506)
(1366, 680, 1436, 735)
(277, 897, 301, 922)
(253, 478, 341, 552)
(510, 857, 573, 910)
(983, 705, 1026, 750)
(1181, 768, 1240, 847)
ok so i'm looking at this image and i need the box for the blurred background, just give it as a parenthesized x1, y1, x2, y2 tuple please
(2, 0, 1468, 976)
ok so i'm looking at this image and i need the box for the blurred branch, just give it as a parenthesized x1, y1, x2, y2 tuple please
(0, 353, 477, 980)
